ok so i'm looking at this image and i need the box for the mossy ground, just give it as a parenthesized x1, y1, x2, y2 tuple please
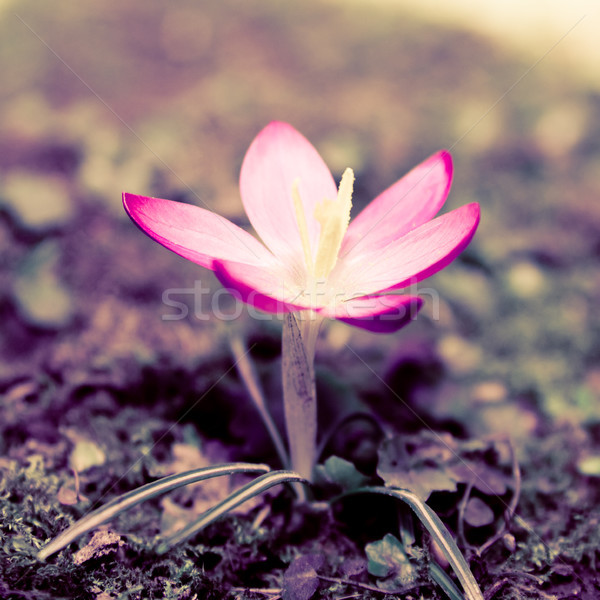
(1, 1, 600, 598)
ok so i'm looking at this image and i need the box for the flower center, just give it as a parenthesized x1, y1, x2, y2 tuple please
(292, 168, 354, 292)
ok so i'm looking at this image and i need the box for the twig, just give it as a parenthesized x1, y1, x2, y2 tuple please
(251, 504, 271, 530)
(457, 480, 475, 552)
(317, 574, 429, 596)
(483, 572, 544, 600)
(231, 587, 281, 597)
(477, 439, 521, 557)
(72, 467, 82, 501)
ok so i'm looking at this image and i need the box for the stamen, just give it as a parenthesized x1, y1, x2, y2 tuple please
(313, 168, 354, 280)
(292, 178, 314, 276)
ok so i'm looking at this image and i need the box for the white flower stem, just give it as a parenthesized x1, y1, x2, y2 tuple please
(281, 311, 323, 493)
(298, 310, 322, 368)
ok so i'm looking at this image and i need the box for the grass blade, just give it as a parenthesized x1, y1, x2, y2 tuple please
(230, 334, 290, 469)
(158, 470, 308, 552)
(37, 462, 271, 561)
(340, 486, 483, 600)
(429, 562, 466, 600)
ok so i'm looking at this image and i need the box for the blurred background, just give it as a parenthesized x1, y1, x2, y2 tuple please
(1, 0, 600, 445)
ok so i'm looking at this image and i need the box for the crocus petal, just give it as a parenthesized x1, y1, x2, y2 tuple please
(335, 203, 480, 296)
(240, 121, 338, 265)
(123, 193, 273, 269)
(318, 295, 423, 333)
(341, 151, 452, 256)
(214, 259, 312, 315)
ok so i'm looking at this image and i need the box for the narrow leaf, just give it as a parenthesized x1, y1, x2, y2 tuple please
(340, 487, 484, 600)
(37, 462, 270, 561)
(230, 335, 290, 469)
(158, 470, 308, 552)
(429, 562, 466, 600)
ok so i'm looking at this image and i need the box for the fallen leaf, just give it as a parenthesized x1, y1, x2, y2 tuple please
(282, 554, 325, 600)
(73, 531, 124, 565)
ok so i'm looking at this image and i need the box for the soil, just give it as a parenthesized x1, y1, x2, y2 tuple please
(1, 1, 600, 599)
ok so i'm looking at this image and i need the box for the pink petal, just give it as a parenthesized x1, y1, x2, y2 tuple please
(123, 193, 274, 269)
(240, 121, 338, 264)
(213, 260, 312, 315)
(335, 203, 480, 296)
(341, 151, 452, 256)
(318, 295, 423, 333)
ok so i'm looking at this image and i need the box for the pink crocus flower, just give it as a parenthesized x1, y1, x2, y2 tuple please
(123, 122, 479, 332)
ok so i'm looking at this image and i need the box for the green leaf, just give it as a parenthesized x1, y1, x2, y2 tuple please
(320, 455, 369, 490)
(366, 534, 418, 584)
